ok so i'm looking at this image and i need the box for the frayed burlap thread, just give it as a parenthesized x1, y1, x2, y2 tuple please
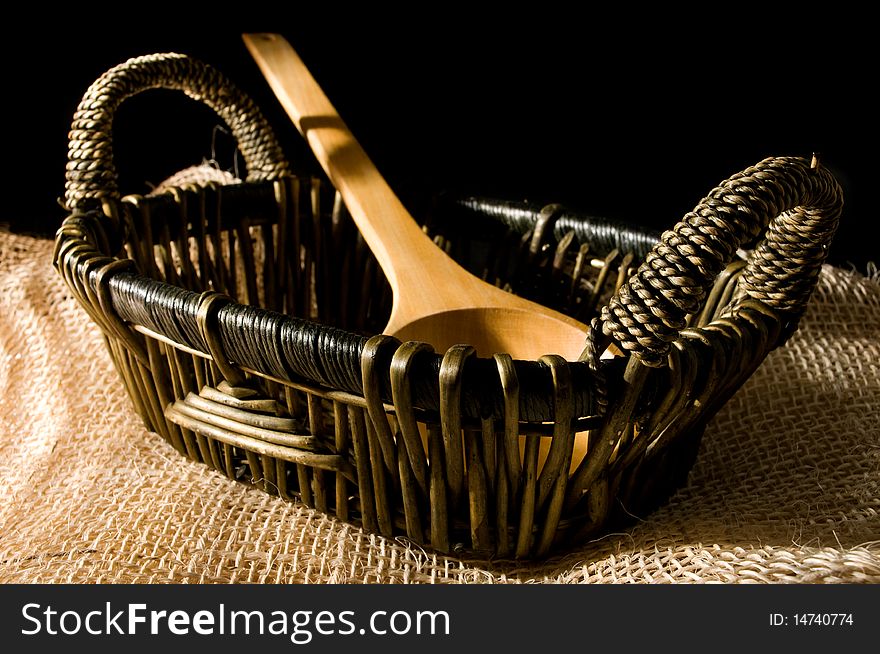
(1, 230, 878, 583)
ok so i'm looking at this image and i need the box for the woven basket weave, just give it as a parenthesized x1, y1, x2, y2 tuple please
(54, 53, 843, 559)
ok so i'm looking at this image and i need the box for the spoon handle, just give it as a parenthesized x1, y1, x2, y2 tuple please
(243, 33, 453, 297)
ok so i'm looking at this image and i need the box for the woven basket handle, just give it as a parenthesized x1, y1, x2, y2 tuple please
(594, 156, 843, 366)
(65, 53, 290, 211)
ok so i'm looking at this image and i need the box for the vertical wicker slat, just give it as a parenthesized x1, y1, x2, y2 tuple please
(333, 401, 350, 522)
(348, 405, 377, 533)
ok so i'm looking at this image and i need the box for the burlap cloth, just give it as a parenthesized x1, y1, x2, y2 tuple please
(1, 229, 878, 584)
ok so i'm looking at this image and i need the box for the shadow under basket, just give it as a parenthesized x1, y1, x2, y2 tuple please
(55, 53, 843, 559)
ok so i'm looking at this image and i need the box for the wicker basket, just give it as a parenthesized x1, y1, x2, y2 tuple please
(55, 53, 843, 559)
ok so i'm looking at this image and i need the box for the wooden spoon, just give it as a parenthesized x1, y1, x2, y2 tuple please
(244, 33, 589, 360)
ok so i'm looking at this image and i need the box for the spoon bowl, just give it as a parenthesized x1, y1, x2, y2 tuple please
(390, 306, 590, 360)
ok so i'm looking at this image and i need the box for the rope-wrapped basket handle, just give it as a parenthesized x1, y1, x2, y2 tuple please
(65, 53, 290, 211)
(593, 156, 843, 366)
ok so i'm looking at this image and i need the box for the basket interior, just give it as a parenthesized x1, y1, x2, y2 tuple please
(114, 179, 648, 337)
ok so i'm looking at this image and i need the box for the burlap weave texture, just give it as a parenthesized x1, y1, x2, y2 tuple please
(1, 230, 877, 583)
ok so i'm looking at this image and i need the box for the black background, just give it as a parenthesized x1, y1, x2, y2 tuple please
(4, 10, 876, 270)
